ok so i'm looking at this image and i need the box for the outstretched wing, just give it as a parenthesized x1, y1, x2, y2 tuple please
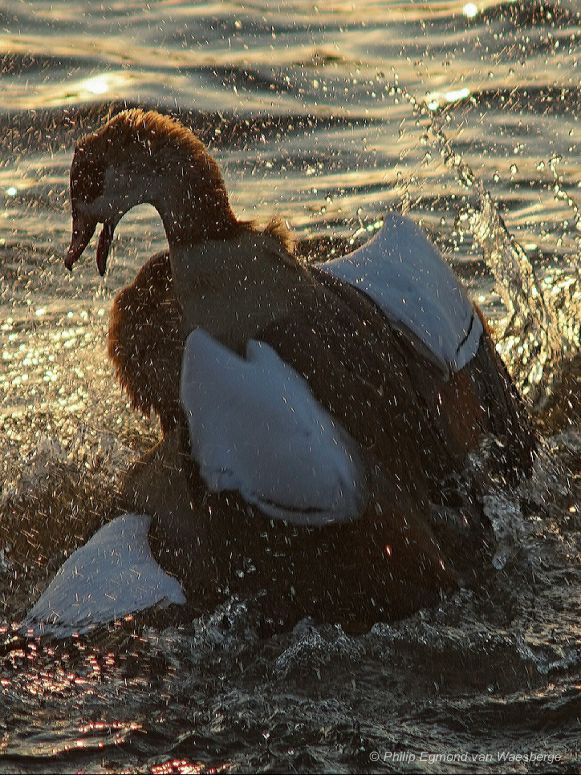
(322, 212, 483, 375)
(180, 329, 366, 527)
(21, 514, 186, 638)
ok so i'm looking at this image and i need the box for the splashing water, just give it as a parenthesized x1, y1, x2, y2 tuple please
(464, 189, 565, 407)
(0, 2, 579, 771)
(426, 112, 573, 410)
(374, 79, 577, 412)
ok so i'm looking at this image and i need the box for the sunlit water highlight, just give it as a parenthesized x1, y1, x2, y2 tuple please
(0, 1, 579, 772)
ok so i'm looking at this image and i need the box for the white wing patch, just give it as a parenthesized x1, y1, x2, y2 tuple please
(180, 329, 365, 527)
(21, 514, 186, 638)
(322, 212, 483, 374)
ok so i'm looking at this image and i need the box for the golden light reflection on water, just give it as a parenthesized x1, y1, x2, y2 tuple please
(0, 300, 160, 593)
(0, 3, 578, 771)
(426, 86, 471, 112)
(0, 64, 134, 108)
(62, 72, 133, 105)
(82, 74, 112, 95)
(151, 759, 231, 775)
(0, 317, 97, 414)
(463, 2, 479, 18)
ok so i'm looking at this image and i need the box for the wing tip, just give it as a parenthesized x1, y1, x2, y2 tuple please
(19, 513, 187, 639)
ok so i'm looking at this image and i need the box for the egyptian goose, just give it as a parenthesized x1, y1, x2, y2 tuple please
(23, 110, 535, 637)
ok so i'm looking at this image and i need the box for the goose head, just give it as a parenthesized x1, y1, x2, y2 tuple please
(65, 109, 239, 275)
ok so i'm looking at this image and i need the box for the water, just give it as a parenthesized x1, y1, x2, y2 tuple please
(0, 1, 580, 771)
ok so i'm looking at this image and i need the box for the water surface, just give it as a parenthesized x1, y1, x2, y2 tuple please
(0, 1, 579, 772)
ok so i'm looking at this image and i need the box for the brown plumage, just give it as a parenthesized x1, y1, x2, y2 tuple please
(66, 109, 536, 629)
(107, 220, 294, 431)
(108, 251, 183, 433)
(113, 243, 534, 629)
(109, 247, 532, 479)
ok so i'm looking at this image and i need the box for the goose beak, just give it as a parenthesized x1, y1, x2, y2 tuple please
(65, 212, 96, 271)
(65, 213, 117, 276)
(96, 220, 115, 277)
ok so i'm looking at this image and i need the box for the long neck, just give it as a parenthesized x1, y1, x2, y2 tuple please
(121, 145, 319, 347)
(141, 149, 240, 248)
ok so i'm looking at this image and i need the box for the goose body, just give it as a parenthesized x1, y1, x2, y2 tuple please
(23, 109, 535, 637)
